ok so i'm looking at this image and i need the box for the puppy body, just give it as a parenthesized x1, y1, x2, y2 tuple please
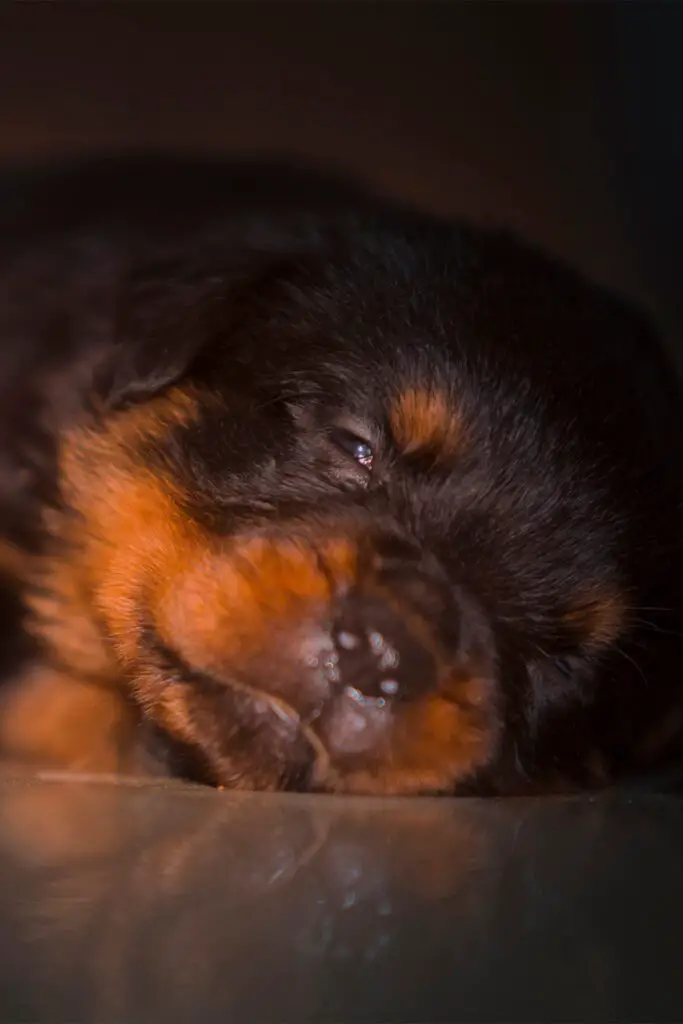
(1, 158, 683, 795)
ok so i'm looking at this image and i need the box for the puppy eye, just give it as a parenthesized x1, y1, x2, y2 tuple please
(331, 428, 374, 471)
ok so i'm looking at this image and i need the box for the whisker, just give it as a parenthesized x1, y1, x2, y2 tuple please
(625, 605, 677, 614)
(626, 617, 683, 640)
(611, 644, 650, 688)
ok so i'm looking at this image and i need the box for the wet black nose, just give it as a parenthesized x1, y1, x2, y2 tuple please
(330, 592, 437, 706)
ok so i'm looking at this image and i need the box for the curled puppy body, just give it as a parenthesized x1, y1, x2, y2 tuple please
(1, 158, 683, 796)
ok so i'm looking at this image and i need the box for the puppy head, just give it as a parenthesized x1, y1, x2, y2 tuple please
(38, 226, 628, 795)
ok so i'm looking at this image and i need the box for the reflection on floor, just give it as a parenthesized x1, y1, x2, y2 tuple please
(0, 770, 681, 1022)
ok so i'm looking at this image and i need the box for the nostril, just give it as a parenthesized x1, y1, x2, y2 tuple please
(379, 678, 399, 695)
(337, 630, 361, 651)
(368, 630, 400, 672)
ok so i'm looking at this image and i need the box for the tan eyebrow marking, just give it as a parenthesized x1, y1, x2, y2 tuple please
(390, 388, 462, 459)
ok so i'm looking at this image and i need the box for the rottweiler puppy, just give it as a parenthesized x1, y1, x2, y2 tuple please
(0, 157, 682, 796)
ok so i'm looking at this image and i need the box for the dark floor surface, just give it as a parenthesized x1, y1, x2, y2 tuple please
(0, 772, 681, 1023)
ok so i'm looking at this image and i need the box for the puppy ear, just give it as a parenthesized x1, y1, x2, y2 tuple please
(97, 237, 309, 409)
(98, 256, 230, 409)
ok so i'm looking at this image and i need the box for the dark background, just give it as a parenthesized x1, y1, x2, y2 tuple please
(1, 2, 682, 354)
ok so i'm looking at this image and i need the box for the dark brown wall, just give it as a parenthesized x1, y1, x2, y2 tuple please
(1, 4, 681, 345)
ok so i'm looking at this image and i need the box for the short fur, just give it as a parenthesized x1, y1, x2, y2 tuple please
(1, 156, 683, 796)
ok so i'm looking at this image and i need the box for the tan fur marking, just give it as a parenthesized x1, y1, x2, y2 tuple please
(0, 668, 143, 773)
(154, 535, 357, 676)
(0, 541, 35, 582)
(390, 388, 462, 458)
(7, 389, 203, 773)
(332, 673, 497, 796)
(91, 385, 200, 448)
(26, 386, 201, 661)
(564, 586, 625, 649)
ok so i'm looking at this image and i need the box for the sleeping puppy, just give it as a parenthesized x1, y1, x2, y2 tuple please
(1, 157, 683, 796)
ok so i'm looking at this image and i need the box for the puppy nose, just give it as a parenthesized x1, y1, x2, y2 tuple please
(330, 592, 436, 706)
(306, 589, 440, 766)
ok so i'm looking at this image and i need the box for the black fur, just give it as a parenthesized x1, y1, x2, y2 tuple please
(1, 156, 682, 795)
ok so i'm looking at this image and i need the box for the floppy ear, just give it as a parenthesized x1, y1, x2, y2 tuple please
(99, 261, 226, 409)
(96, 235, 320, 410)
(0, 234, 244, 547)
(1, 154, 368, 415)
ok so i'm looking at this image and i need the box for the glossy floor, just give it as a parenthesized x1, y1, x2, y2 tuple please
(0, 771, 681, 1022)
